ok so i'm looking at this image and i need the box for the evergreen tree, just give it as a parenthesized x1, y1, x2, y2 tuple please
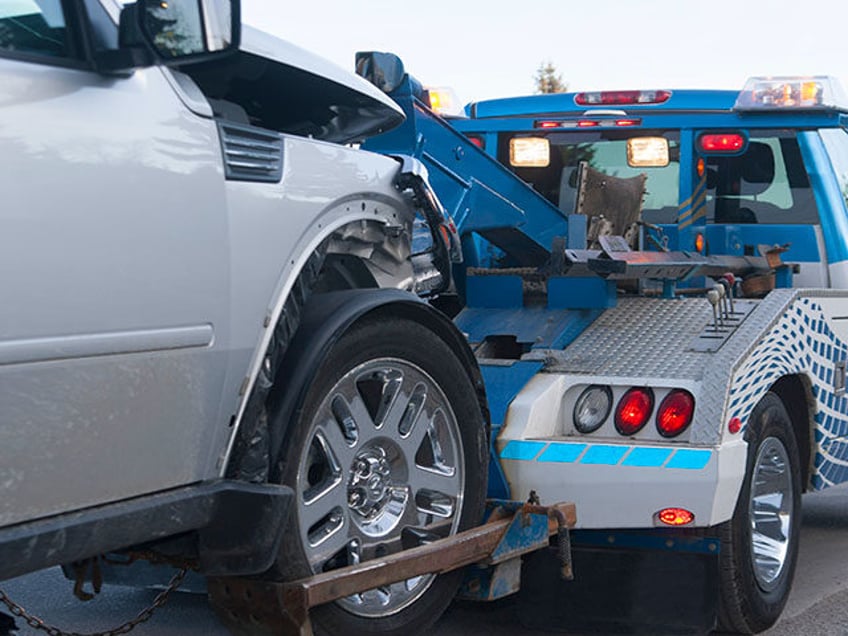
(534, 61, 567, 94)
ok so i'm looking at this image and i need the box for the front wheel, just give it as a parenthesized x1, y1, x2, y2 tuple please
(274, 313, 487, 636)
(717, 392, 802, 634)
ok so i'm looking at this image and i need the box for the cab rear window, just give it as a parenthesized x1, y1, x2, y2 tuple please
(498, 128, 819, 228)
(498, 130, 681, 224)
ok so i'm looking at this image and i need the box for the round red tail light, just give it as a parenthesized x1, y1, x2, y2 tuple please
(614, 388, 654, 435)
(656, 389, 695, 437)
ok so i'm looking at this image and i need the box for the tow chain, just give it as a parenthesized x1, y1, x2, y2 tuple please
(0, 567, 187, 636)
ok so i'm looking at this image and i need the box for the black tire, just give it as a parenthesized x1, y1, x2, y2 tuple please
(717, 391, 802, 634)
(273, 313, 487, 636)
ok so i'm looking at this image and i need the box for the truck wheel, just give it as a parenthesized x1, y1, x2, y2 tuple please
(717, 392, 802, 634)
(275, 314, 487, 636)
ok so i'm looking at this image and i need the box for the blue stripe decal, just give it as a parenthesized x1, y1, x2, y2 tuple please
(500, 440, 547, 461)
(538, 443, 587, 463)
(666, 449, 712, 470)
(621, 447, 673, 467)
(580, 445, 629, 465)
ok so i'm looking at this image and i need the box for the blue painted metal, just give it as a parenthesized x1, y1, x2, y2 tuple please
(621, 447, 673, 468)
(478, 362, 545, 428)
(567, 213, 587, 248)
(501, 441, 714, 471)
(547, 277, 617, 310)
(462, 87, 844, 129)
(487, 508, 552, 564)
(361, 78, 569, 267)
(501, 440, 546, 461)
(666, 449, 712, 470)
(468, 90, 739, 119)
(458, 500, 570, 602)
(454, 306, 602, 350)
(458, 559, 522, 602)
(704, 224, 822, 262)
(571, 529, 721, 555)
(478, 361, 544, 499)
(799, 130, 848, 264)
(775, 264, 794, 288)
(465, 275, 524, 308)
(538, 442, 587, 463)
(580, 445, 630, 466)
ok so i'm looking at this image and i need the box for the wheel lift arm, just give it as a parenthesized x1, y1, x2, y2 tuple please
(208, 501, 576, 636)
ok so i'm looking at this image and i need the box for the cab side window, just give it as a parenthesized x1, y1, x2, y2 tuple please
(0, 0, 69, 58)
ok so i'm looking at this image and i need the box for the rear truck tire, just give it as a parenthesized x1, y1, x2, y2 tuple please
(274, 313, 487, 636)
(717, 391, 802, 634)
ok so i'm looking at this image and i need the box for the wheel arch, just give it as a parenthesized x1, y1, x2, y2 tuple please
(222, 207, 413, 481)
(769, 374, 816, 492)
(262, 289, 488, 479)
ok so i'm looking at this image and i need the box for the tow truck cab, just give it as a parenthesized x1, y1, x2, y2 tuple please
(451, 77, 848, 288)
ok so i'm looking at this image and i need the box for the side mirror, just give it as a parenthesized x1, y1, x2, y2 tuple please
(120, 0, 240, 65)
(356, 52, 407, 94)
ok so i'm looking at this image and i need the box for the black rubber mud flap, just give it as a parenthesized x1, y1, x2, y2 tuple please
(518, 541, 719, 635)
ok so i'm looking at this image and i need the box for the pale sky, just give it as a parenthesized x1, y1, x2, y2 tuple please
(242, 0, 847, 104)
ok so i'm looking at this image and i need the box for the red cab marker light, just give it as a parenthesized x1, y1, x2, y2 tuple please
(699, 133, 745, 153)
(537, 121, 560, 128)
(615, 119, 641, 127)
(577, 120, 599, 127)
(728, 417, 742, 434)
(656, 508, 695, 527)
(466, 134, 485, 149)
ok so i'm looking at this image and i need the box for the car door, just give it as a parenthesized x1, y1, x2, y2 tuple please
(0, 0, 231, 526)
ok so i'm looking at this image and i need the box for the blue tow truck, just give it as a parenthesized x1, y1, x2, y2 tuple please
(356, 61, 848, 635)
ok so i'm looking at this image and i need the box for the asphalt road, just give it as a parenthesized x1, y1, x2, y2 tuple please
(3, 484, 848, 635)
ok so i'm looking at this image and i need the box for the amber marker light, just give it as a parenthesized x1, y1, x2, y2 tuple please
(694, 233, 705, 253)
(656, 508, 695, 526)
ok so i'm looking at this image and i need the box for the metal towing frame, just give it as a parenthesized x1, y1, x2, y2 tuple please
(208, 500, 576, 636)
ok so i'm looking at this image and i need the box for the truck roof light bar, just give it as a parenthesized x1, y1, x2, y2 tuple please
(734, 76, 848, 111)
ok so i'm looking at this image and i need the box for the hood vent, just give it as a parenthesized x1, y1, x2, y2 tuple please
(218, 121, 283, 183)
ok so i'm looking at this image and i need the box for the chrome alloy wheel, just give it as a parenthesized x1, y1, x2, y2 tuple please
(295, 357, 465, 617)
(748, 436, 794, 592)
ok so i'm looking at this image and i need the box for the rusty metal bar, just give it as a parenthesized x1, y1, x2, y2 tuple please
(209, 501, 575, 636)
(295, 501, 574, 607)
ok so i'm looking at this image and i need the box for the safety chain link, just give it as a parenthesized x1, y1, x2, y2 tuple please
(0, 567, 187, 636)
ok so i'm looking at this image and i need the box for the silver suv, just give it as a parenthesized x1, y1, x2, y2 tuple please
(0, 2, 487, 634)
